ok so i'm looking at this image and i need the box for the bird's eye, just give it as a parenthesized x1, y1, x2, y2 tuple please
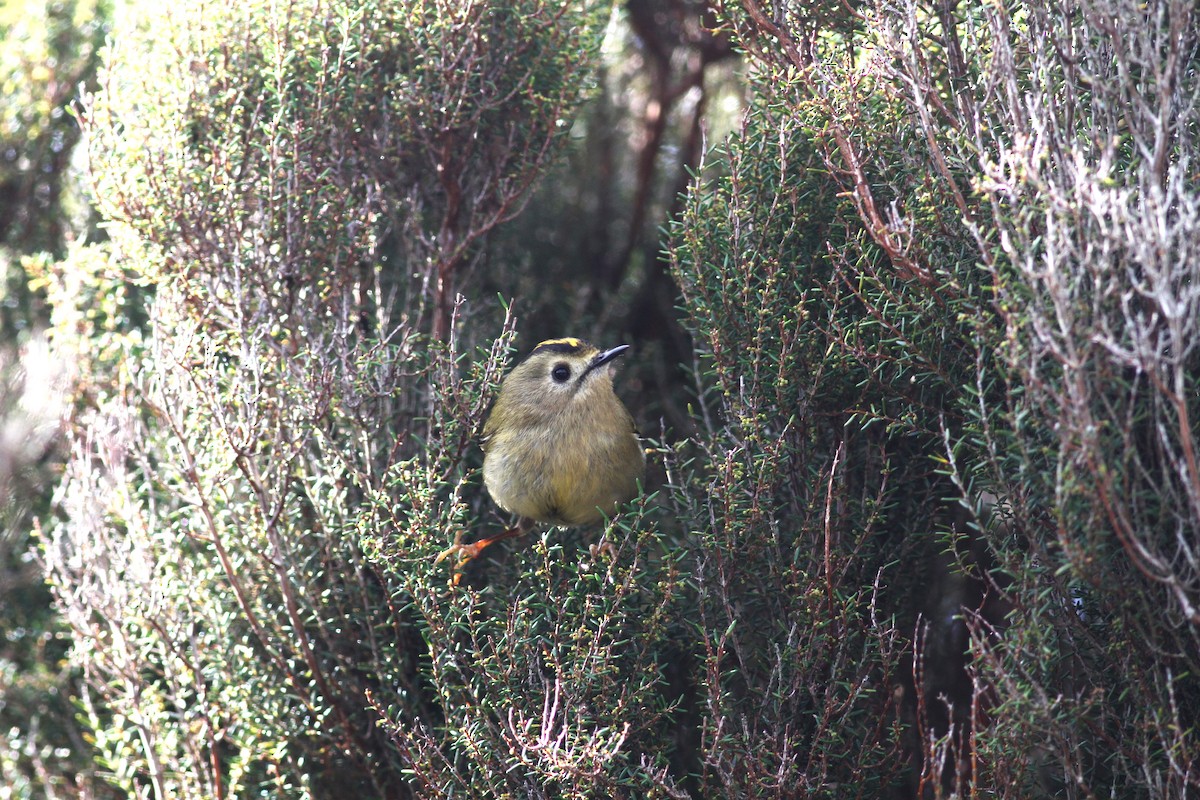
(551, 363, 571, 383)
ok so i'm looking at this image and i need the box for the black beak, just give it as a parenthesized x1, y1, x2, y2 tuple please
(583, 344, 630, 378)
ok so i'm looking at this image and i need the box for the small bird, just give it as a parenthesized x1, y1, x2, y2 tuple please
(436, 337, 645, 575)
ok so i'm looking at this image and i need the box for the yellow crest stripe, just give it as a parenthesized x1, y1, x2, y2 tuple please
(531, 337, 591, 355)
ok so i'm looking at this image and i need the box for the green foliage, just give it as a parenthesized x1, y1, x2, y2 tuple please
(39, 0, 706, 797)
(0, 0, 108, 260)
(0, 3, 114, 798)
(368, 495, 687, 798)
(948, 1, 1200, 791)
(694, 0, 1200, 795)
(30, 0, 1200, 797)
(84, 0, 604, 339)
(668, 60, 929, 799)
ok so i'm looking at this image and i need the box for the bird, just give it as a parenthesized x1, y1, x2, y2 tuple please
(436, 337, 645, 577)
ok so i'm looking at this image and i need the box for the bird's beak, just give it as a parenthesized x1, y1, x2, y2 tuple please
(584, 344, 630, 378)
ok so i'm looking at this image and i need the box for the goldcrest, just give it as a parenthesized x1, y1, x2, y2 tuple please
(436, 337, 644, 571)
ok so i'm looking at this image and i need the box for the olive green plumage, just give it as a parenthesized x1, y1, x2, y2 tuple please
(435, 337, 644, 576)
(482, 337, 644, 526)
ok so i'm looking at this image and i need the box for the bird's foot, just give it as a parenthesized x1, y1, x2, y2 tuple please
(434, 538, 493, 566)
(434, 524, 526, 585)
(589, 539, 618, 560)
(433, 536, 481, 586)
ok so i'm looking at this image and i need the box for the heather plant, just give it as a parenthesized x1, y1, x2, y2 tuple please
(0, 0, 107, 262)
(668, 43, 951, 800)
(677, 0, 1200, 795)
(32, 0, 1200, 797)
(0, 2, 113, 797)
(35, 1, 695, 796)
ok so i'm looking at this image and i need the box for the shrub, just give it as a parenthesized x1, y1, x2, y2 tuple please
(685, 0, 1200, 795)
(39, 0, 1200, 796)
(0, 2, 112, 797)
(38, 1, 688, 797)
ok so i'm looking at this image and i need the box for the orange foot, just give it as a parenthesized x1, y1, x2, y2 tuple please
(434, 521, 530, 584)
(589, 539, 618, 560)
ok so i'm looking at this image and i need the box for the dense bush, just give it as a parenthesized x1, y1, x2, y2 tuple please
(688, 0, 1200, 795)
(0, 0, 107, 263)
(0, 2, 112, 797)
(28, 0, 1200, 798)
(41, 0, 661, 796)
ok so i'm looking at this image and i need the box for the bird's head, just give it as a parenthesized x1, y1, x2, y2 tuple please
(497, 337, 631, 420)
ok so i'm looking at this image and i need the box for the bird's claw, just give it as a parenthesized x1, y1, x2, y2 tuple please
(434, 523, 528, 586)
(434, 536, 498, 586)
(589, 539, 618, 560)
